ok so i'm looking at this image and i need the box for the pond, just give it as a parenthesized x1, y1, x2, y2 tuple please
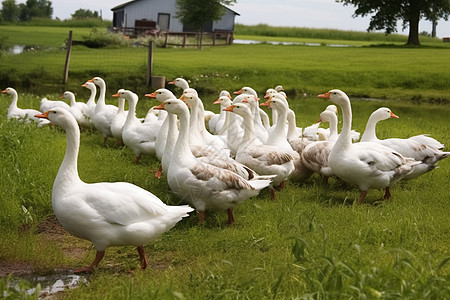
(233, 39, 358, 47)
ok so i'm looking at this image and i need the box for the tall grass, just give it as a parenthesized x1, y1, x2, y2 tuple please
(234, 23, 441, 44)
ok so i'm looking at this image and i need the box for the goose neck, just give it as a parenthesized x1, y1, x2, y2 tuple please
(360, 113, 379, 142)
(333, 100, 353, 149)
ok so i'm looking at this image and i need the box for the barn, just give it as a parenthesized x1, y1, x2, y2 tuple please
(111, 0, 240, 34)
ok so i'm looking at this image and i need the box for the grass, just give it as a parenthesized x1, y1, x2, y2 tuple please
(1, 25, 450, 102)
(0, 23, 449, 298)
(0, 91, 449, 298)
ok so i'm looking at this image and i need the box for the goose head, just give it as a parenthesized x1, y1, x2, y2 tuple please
(88, 77, 105, 87)
(154, 98, 188, 115)
(371, 107, 399, 122)
(35, 107, 76, 129)
(234, 87, 257, 97)
(318, 89, 349, 106)
(112, 89, 135, 104)
(264, 88, 277, 99)
(319, 110, 337, 123)
(214, 95, 232, 107)
(326, 104, 338, 114)
(144, 88, 176, 102)
(219, 90, 231, 99)
(179, 92, 198, 107)
(61, 91, 75, 102)
(81, 81, 96, 91)
(2, 87, 16, 95)
(223, 103, 252, 119)
(168, 78, 189, 90)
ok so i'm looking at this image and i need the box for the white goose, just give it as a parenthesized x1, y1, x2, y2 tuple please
(40, 94, 71, 113)
(61, 91, 92, 129)
(34, 107, 193, 273)
(208, 90, 231, 134)
(168, 77, 189, 91)
(318, 90, 419, 203)
(81, 81, 97, 120)
(154, 99, 273, 224)
(114, 90, 161, 163)
(224, 103, 295, 200)
(234, 87, 271, 133)
(301, 109, 339, 185)
(240, 94, 269, 144)
(88, 77, 118, 143)
(110, 89, 128, 145)
(180, 90, 228, 153)
(145, 88, 177, 177)
(2, 87, 50, 127)
(360, 107, 450, 179)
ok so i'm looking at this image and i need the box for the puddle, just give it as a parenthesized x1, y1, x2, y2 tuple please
(234, 39, 357, 47)
(3, 271, 88, 298)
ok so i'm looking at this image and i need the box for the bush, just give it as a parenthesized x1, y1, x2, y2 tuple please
(81, 28, 131, 48)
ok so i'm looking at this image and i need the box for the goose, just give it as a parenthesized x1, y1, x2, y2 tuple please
(153, 99, 273, 224)
(110, 89, 128, 145)
(240, 94, 269, 144)
(88, 77, 118, 143)
(360, 107, 450, 179)
(208, 90, 231, 134)
(40, 95, 70, 113)
(61, 91, 92, 129)
(301, 109, 340, 185)
(34, 107, 193, 273)
(234, 87, 271, 132)
(318, 90, 419, 203)
(168, 77, 189, 91)
(2, 87, 50, 127)
(113, 90, 161, 163)
(224, 103, 295, 200)
(81, 81, 97, 120)
(145, 88, 178, 177)
(179, 90, 228, 153)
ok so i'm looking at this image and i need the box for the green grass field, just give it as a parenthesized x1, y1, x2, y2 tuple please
(1, 25, 449, 299)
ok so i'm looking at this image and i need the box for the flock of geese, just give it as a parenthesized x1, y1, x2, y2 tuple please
(2, 77, 449, 273)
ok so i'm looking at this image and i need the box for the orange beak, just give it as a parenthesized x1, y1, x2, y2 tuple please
(260, 99, 271, 108)
(318, 91, 331, 99)
(145, 91, 157, 98)
(87, 78, 95, 83)
(153, 103, 165, 110)
(81, 83, 87, 87)
(264, 93, 270, 99)
(233, 89, 242, 95)
(390, 111, 399, 118)
(168, 80, 175, 85)
(35, 111, 50, 119)
(223, 105, 234, 112)
(112, 92, 120, 97)
(60, 94, 65, 99)
(213, 98, 222, 104)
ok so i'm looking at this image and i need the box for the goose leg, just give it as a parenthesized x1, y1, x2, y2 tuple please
(154, 165, 163, 179)
(270, 188, 276, 201)
(198, 211, 206, 224)
(103, 136, 108, 144)
(135, 154, 142, 164)
(383, 187, 391, 200)
(137, 246, 148, 270)
(73, 250, 105, 274)
(226, 208, 235, 225)
(322, 175, 329, 186)
(357, 191, 368, 204)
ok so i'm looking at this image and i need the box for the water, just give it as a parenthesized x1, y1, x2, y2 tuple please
(233, 39, 357, 47)
(4, 271, 88, 298)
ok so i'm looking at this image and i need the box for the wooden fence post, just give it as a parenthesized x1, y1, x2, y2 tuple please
(63, 30, 73, 85)
(147, 41, 154, 87)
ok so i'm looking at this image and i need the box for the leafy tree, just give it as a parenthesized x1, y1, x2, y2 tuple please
(18, 0, 52, 21)
(71, 8, 99, 19)
(336, 0, 450, 45)
(175, 0, 236, 49)
(1, 0, 19, 22)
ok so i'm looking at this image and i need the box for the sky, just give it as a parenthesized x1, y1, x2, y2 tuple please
(24, 0, 450, 38)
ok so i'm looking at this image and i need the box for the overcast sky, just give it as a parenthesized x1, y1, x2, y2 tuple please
(25, 0, 450, 38)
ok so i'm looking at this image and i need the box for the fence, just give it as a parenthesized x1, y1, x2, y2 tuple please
(162, 31, 234, 48)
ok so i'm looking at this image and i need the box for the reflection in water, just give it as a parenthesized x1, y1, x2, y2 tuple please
(6, 272, 88, 297)
(233, 39, 356, 47)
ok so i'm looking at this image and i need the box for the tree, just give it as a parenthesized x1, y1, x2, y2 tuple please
(175, 0, 236, 49)
(71, 8, 99, 19)
(18, 0, 52, 21)
(336, 0, 450, 45)
(1, 0, 19, 22)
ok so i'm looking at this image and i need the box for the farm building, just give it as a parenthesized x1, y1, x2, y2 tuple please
(111, 0, 240, 35)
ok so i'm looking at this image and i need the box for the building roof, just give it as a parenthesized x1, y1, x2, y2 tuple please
(111, 0, 239, 16)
